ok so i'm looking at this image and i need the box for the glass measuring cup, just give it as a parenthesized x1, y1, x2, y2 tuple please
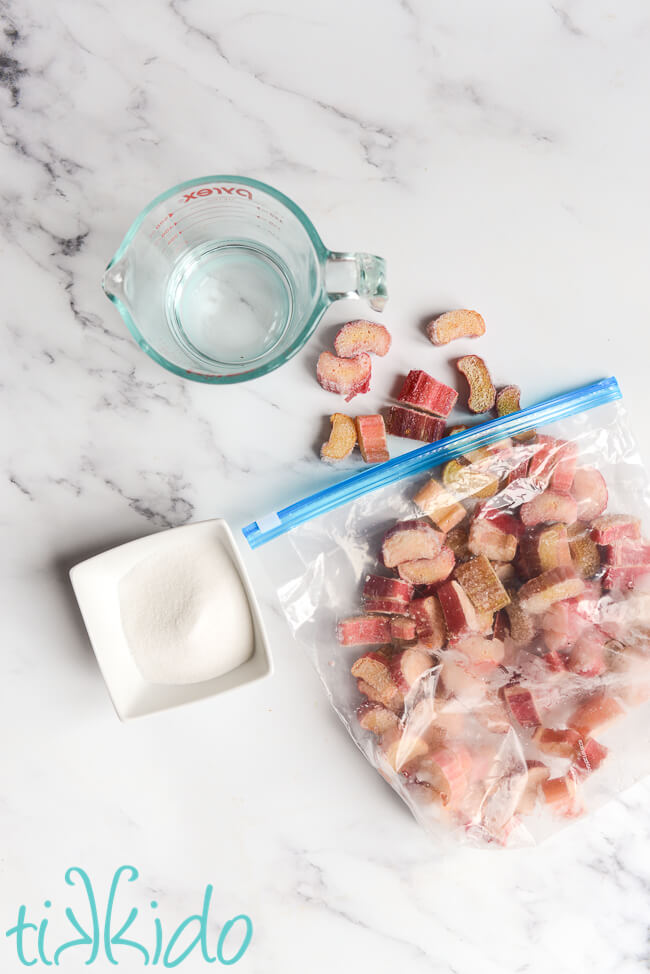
(102, 175, 387, 384)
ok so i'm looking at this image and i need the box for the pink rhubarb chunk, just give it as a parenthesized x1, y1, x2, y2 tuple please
(503, 685, 541, 728)
(436, 580, 478, 637)
(591, 514, 641, 545)
(386, 405, 446, 443)
(316, 350, 371, 402)
(570, 467, 608, 520)
(356, 414, 389, 464)
(520, 490, 578, 528)
(382, 520, 444, 567)
(363, 574, 413, 605)
(337, 615, 391, 646)
(396, 370, 458, 418)
(397, 547, 455, 585)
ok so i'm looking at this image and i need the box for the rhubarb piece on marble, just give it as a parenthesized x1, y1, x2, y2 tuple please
(570, 467, 608, 521)
(362, 574, 413, 605)
(396, 369, 458, 418)
(320, 413, 357, 462)
(426, 309, 486, 346)
(316, 350, 371, 401)
(468, 518, 518, 562)
(518, 566, 585, 614)
(336, 615, 391, 646)
(355, 414, 389, 464)
(390, 616, 417, 644)
(520, 490, 578, 528)
(408, 595, 446, 650)
(413, 478, 467, 533)
(385, 405, 446, 443)
(568, 693, 624, 737)
(519, 524, 572, 576)
(398, 547, 455, 585)
(516, 760, 550, 815)
(453, 634, 505, 667)
(437, 580, 479, 637)
(456, 354, 496, 413)
(590, 514, 641, 545)
(532, 727, 581, 758)
(454, 554, 511, 613)
(334, 319, 392, 358)
(495, 384, 521, 418)
(503, 685, 541, 728)
(356, 702, 400, 736)
(381, 520, 444, 568)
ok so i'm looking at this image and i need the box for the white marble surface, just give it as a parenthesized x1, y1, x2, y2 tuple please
(2, 0, 650, 970)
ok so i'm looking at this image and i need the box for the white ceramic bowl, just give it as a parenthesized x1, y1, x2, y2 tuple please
(70, 519, 273, 720)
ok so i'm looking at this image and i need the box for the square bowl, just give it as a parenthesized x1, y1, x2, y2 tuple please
(70, 518, 273, 720)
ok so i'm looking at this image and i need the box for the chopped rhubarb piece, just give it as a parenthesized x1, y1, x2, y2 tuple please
(413, 478, 467, 532)
(442, 459, 499, 499)
(362, 574, 413, 604)
(337, 615, 391, 646)
(454, 554, 511, 612)
(542, 773, 577, 808)
(456, 354, 496, 413)
(437, 580, 479, 637)
(520, 490, 578, 528)
(320, 412, 357, 462)
(532, 726, 581, 758)
(445, 523, 470, 560)
(454, 634, 505, 667)
(493, 562, 516, 586)
(440, 659, 485, 703)
(567, 628, 607, 676)
(390, 616, 417, 644)
(363, 598, 411, 616)
(413, 747, 468, 806)
(604, 537, 650, 566)
(505, 596, 537, 646)
(356, 702, 400, 736)
(569, 533, 601, 578)
(528, 435, 559, 485)
(351, 651, 393, 691)
(519, 524, 572, 576)
(543, 649, 567, 672)
(474, 503, 524, 539)
(570, 467, 608, 520)
(475, 699, 511, 733)
(381, 727, 429, 771)
(426, 309, 486, 346)
(568, 693, 624, 737)
(574, 737, 608, 776)
(541, 599, 588, 651)
(355, 414, 389, 464)
(550, 442, 578, 493)
(408, 596, 446, 650)
(503, 685, 541, 727)
(316, 350, 371, 402)
(398, 547, 455, 585)
(334, 319, 391, 358)
(385, 405, 446, 443)
(390, 649, 433, 693)
(517, 760, 550, 815)
(397, 369, 458, 418)
(468, 519, 518, 562)
(518, 566, 585, 614)
(591, 514, 641, 545)
(381, 520, 444, 567)
(495, 384, 521, 417)
(356, 678, 402, 713)
(603, 565, 650, 591)
(493, 609, 510, 640)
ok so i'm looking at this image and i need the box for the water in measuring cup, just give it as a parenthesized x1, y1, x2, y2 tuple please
(166, 243, 294, 368)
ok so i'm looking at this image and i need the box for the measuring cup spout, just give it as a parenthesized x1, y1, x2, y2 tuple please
(102, 256, 129, 303)
(325, 251, 388, 312)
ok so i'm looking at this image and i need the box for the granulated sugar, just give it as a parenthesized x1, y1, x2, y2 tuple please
(119, 536, 254, 685)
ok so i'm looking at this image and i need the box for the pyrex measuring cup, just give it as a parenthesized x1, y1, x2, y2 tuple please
(102, 175, 388, 384)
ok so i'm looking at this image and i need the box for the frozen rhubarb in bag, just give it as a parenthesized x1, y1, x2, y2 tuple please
(246, 378, 650, 848)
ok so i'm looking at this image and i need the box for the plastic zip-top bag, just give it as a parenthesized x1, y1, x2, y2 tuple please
(244, 378, 650, 848)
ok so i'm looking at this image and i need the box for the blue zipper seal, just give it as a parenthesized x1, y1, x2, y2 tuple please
(243, 376, 622, 549)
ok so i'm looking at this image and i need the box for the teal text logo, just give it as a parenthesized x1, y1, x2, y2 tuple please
(5, 866, 253, 967)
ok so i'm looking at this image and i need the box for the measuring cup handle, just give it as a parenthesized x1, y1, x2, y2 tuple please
(325, 251, 388, 313)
